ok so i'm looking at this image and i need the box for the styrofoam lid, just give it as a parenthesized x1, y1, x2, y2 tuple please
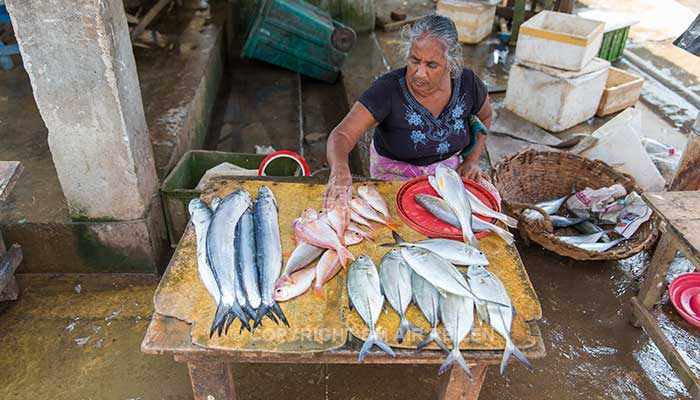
(577, 10, 638, 32)
(517, 57, 611, 78)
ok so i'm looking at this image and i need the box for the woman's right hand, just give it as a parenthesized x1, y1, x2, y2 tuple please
(323, 167, 353, 210)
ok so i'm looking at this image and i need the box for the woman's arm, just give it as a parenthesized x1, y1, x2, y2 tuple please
(457, 95, 492, 180)
(323, 102, 379, 208)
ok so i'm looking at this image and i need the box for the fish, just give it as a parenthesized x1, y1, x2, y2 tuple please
(574, 220, 612, 242)
(571, 238, 625, 252)
(430, 173, 518, 228)
(327, 204, 350, 237)
(348, 222, 375, 241)
(438, 292, 475, 376)
(351, 209, 373, 228)
(318, 209, 344, 245)
(206, 190, 253, 336)
(293, 215, 355, 268)
(433, 165, 479, 247)
(344, 230, 364, 246)
(534, 184, 576, 215)
(347, 255, 396, 362)
(550, 215, 589, 228)
(313, 250, 342, 297)
(188, 198, 219, 303)
(274, 266, 316, 302)
(384, 231, 489, 266)
(358, 184, 390, 219)
(399, 246, 477, 299)
(467, 265, 532, 374)
(350, 197, 399, 230)
(235, 208, 261, 318)
(411, 272, 449, 353)
(414, 194, 514, 244)
(378, 249, 423, 343)
(253, 186, 289, 329)
(281, 241, 324, 282)
(557, 231, 610, 245)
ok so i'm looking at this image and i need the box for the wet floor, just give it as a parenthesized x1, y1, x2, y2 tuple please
(1, 241, 698, 399)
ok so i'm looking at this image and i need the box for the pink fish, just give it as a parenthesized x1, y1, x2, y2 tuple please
(318, 209, 345, 245)
(350, 209, 373, 228)
(327, 204, 350, 237)
(344, 230, 364, 246)
(347, 222, 375, 242)
(273, 266, 315, 302)
(293, 217, 355, 267)
(350, 197, 399, 231)
(313, 250, 342, 297)
(358, 185, 390, 219)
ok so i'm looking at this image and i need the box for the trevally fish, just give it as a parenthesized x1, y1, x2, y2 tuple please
(411, 272, 449, 353)
(438, 293, 475, 376)
(399, 246, 477, 300)
(383, 231, 489, 266)
(348, 255, 396, 362)
(206, 190, 252, 336)
(378, 249, 423, 343)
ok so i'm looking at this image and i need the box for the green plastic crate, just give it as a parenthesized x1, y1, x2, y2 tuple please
(161, 150, 300, 246)
(241, 0, 353, 83)
(598, 26, 630, 63)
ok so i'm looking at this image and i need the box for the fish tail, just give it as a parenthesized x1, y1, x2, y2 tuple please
(416, 328, 448, 353)
(244, 304, 257, 322)
(227, 302, 251, 334)
(271, 302, 290, 327)
(253, 304, 270, 329)
(439, 348, 472, 378)
(397, 315, 424, 343)
(385, 218, 401, 232)
(336, 246, 355, 269)
(359, 329, 395, 363)
(463, 231, 480, 249)
(379, 231, 405, 247)
(209, 302, 229, 338)
(491, 225, 515, 245)
(500, 214, 519, 229)
(500, 339, 532, 374)
(312, 284, 326, 299)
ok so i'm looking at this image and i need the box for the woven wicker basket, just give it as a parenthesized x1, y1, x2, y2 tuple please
(492, 149, 659, 261)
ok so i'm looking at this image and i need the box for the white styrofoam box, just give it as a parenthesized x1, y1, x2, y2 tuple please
(581, 108, 666, 192)
(504, 58, 610, 132)
(436, 0, 496, 44)
(515, 11, 605, 71)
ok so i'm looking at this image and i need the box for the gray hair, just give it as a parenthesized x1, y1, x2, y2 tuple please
(399, 15, 464, 78)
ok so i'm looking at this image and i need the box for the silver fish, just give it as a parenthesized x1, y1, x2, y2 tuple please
(188, 198, 219, 303)
(378, 249, 423, 343)
(254, 186, 288, 328)
(385, 231, 489, 266)
(572, 238, 625, 252)
(281, 241, 324, 280)
(206, 190, 253, 336)
(348, 255, 395, 362)
(399, 246, 477, 300)
(235, 208, 261, 319)
(433, 165, 479, 247)
(438, 292, 474, 376)
(414, 194, 514, 244)
(574, 221, 611, 242)
(535, 184, 576, 214)
(550, 215, 589, 228)
(411, 272, 449, 353)
(557, 231, 608, 245)
(467, 265, 531, 374)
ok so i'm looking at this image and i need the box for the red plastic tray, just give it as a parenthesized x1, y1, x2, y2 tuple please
(395, 175, 500, 240)
(669, 272, 700, 327)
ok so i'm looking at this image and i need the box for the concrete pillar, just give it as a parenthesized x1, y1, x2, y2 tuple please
(6, 0, 159, 221)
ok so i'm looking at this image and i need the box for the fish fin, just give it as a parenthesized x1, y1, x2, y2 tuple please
(378, 243, 397, 248)
(209, 302, 228, 338)
(391, 230, 405, 245)
(501, 339, 532, 374)
(397, 316, 424, 343)
(336, 246, 355, 269)
(439, 348, 472, 378)
(433, 332, 450, 354)
(491, 225, 515, 245)
(475, 301, 490, 323)
(348, 296, 354, 311)
(437, 288, 448, 298)
(385, 219, 401, 232)
(312, 285, 326, 299)
(417, 329, 443, 353)
(227, 302, 251, 334)
(500, 214, 519, 229)
(272, 302, 290, 327)
(359, 330, 395, 363)
(253, 304, 269, 329)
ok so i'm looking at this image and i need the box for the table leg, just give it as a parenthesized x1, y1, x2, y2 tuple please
(630, 232, 677, 327)
(187, 362, 237, 400)
(437, 364, 488, 400)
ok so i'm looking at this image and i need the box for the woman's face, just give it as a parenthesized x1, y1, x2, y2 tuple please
(406, 35, 450, 96)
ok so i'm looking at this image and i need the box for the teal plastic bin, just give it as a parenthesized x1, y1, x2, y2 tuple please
(241, 0, 356, 83)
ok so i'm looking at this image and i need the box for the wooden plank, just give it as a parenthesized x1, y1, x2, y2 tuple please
(665, 219, 700, 265)
(0, 245, 22, 295)
(0, 161, 23, 201)
(129, 0, 171, 41)
(437, 364, 488, 400)
(187, 362, 237, 400)
(630, 297, 700, 398)
(669, 126, 700, 191)
(636, 232, 677, 311)
(644, 192, 700, 223)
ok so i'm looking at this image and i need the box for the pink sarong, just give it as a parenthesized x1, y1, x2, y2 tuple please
(370, 141, 462, 181)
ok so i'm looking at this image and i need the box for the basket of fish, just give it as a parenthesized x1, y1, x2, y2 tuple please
(492, 149, 659, 261)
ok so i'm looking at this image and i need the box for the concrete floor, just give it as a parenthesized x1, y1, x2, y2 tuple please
(2, 242, 698, 399)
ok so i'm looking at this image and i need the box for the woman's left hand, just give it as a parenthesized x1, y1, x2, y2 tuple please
(456, 160, 481, 181)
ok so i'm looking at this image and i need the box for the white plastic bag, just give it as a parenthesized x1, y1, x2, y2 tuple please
(566, 184, 627, 218)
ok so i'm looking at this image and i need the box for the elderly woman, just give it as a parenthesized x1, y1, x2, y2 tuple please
(324, 15, 492, 207)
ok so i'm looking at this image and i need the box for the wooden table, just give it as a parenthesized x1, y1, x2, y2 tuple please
(630, 191, 700, 398)
(142, 178, 545, 399)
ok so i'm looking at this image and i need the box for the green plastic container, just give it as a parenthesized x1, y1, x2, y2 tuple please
(161, 150, 300, 246)
(241, 0, 356, 83)
(598, 26, 630, 63)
